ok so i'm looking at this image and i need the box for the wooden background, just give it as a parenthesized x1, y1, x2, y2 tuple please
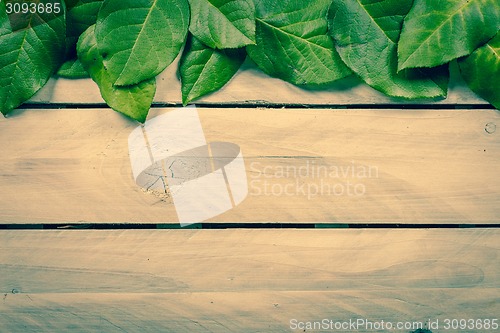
(0, 59, 498, 332)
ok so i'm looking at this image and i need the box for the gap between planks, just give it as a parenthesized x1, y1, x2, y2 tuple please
(15, 102, 497, 110)
(1, 223, 499, 230)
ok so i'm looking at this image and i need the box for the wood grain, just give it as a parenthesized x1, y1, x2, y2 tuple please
(0, 229, 498, 332)
(28, 59, 489, 106)
(1, 107, 498, 224)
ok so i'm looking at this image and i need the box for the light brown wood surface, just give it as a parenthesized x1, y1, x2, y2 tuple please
(1, 229, 498, 332)
(2, 54, 498, 332)
(1, 107, 498, 224)
(1, 49, 498, 333)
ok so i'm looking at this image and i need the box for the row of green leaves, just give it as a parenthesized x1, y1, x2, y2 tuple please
(1, 0, 499, 122)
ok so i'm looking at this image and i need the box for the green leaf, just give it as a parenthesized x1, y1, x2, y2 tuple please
(398, 0, 500, 71)
(95, 0, 189, 86)
(0, 1, 66, 115)
(180, 35, 245, 105)
(188, 0, 255, 49)
(328, 0, 449, 99)
(247, 0, 351, 85)
(458, 32, 500, 109)
(57, 58, 89, 78)
(77, 25, 156, 122)
(62, 0, 102, 84)
(66, 0, 103, 49)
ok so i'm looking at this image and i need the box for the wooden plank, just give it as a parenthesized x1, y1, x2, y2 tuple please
(28, 59, 489, 106)
(0, 229, 498, 332)
(1, 107, 499, 224)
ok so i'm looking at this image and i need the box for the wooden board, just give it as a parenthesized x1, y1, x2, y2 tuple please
(28, 59, 489, 106)
(0, 229, 498, 332)
(1, 107, 498, 224)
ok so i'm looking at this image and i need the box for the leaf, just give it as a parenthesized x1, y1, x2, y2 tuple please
(62, 0, 102, 84)
(95, 0, 189, 86)
(458, 32, 500, 109)
(246, 0, 351, 85)
(66, 0, 103, 49)
(180, 35, 245, 105)
(188, 0, 255, 49)
(57, 58, 89, 78)
(328, 0, 449, 99)
(398, 0, 500, 71)
(0, 1, 66, 115)
(77, 25, 156, 122)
